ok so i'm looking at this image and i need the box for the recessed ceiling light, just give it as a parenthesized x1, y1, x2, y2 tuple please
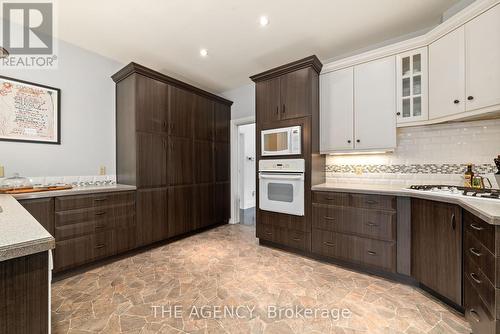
(200, 49, 208, 57)
(259, 16, 269, 27)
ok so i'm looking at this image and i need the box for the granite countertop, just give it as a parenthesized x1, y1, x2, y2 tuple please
(0, 194, 55, 262)
(312, 183, 500, 226)
(11, 184, 137, 200)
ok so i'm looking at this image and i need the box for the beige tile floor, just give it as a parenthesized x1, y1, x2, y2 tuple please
(52, 224, 471, 334)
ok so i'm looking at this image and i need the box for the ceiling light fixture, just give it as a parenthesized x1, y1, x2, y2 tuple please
(200, 49, 208, 57)
(259, 16, 269, 27)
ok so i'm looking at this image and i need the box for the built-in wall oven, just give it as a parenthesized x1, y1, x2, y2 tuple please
(261, 126, 301, 156)
(259, 159, 305, 216)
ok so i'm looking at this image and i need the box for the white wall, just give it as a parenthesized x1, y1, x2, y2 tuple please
(0, 40, 123, 177)
(238, 123, 255, 209)
(220, 83, 255, 120)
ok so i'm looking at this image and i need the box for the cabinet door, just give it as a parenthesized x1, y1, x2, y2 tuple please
(136, 188, 168, 246)
(136, 132, 168, 188)
(411, 199, 462, 305)
(194, 95, 214, 141)
(54, 236, 94, 272)
(396, 47, 428, 124)
(19, 198, 54, 236)
(354, 56, 396, 150)
(168, 186, 194, 237)
(169, 85, 194, 138)
(429, 26, 466, 119)
(168, 137, 193, 185)
(136, 75, 169, 133)
(320, 67, 354, 152)
(215, 103, 230, 142)
(194, 141, 214, 183)
(194, 184, 215, 229)
(280, 68, 312, 120)
(215, 142, 230, 182)
(465, 4, 500, 112)
(215, 182, 230, 224)
(256, 78, 280, 124)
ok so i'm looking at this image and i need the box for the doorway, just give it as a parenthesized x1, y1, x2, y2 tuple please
(237, 123, 256, 225)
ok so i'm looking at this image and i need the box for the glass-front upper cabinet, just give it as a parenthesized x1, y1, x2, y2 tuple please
(396, 47, 428, 124)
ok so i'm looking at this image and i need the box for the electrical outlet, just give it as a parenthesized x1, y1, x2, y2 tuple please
(355, 167, 363, 175)
(99, 166, 106, 175)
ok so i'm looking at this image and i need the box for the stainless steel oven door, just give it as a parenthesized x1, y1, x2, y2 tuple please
(259, 172, 304, 216)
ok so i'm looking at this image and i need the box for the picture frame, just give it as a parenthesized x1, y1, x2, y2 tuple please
(0, 75, 61, 144)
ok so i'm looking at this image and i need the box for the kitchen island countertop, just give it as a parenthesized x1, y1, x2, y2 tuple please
(312, 183, 500, 225)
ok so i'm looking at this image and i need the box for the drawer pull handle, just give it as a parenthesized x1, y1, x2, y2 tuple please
(326, 197, 336, 201)
(95, 224, 106, 229)
(365, 200, 378, 205)
(470, 223, 484, 231)
(292, 237, 301, 241)
(95, 211, 107, 216)
(469, 309, 481, 322)
(470, 272, 482, 284)
(367, 251, 377, 256)
(451, 213, 456, 230)
(94, 197, 107, 202)
(366, 223, 379, 227)
(323, 241, 335, 247)
(469, 248, 482, 257)
(324, 216, 336, 221)
(265, 231, 272, 235)
(95, 244, 106, 249)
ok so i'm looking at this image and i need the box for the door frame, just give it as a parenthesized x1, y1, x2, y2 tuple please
(230, 116, 255, 224)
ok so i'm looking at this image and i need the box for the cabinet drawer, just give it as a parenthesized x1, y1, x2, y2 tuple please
(312, 230, 396, 272)
(465, 231, 496, 287)
(94, 231, 114, 260)
(312, 192, 349, 206)
(54, 235, 94, 272)
(257, 224, 310, 251)
(464, 275, 496, 334)
(55, 191, 135, 211)
(55, 221, 96, 240)
(312, 204, 396, 241)
(464, 211, 495, 254)
(465, 252, 496, 317)
(258, 210, 308, 232)
(350, 193, 396, 211)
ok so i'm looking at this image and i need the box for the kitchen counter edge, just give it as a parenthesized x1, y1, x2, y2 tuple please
(11, 184, 137, 200)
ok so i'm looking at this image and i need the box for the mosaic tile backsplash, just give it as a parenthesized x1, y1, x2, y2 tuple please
(325, 119, 500, 186)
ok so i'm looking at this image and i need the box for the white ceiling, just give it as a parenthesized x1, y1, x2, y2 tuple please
(57, 0, 460, 93)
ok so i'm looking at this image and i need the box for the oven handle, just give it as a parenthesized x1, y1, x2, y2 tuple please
(259, 173, 304, 180)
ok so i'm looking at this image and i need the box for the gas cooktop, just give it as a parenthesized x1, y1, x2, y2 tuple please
(409, 185, 500, 200)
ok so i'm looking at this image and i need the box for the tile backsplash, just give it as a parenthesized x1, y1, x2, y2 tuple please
(325, 119, 500, 187)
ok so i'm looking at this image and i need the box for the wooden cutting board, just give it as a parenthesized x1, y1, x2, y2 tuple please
(0, 185, 73, 194)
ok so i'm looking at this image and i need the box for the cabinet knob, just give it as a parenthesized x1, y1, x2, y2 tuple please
(275, 106, 279, 115)
(396, 112, 401, 116)
(282, 104, 286, 114)
(356, 139, 360, 143)
(347, 140, 351, 144)
(467, 96, 474, 101)
(453, 99, 460, 104)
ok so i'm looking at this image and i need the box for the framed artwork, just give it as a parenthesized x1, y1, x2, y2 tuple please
(0, 75, 61, 144)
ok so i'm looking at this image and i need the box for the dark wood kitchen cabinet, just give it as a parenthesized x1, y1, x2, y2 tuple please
(411, 198, 462, 306)
(18, 198, 54, 236)
(251, 56, 325, 253)
(113, 62, 232, 246)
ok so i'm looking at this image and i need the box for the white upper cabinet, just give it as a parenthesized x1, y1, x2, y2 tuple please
(396, 47, 428, 124)
(354, 56, 397, 151)
(465, 3, 500, 112)
(429, 26, 466, 120)
(320, 67, 354, 153)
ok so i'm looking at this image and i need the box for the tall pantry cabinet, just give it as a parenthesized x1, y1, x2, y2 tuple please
(112, 63, 232, 247)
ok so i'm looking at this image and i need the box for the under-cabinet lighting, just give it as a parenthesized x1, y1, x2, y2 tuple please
(329, 150, 393, 156)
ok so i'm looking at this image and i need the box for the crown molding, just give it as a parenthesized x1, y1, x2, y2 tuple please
(250, 55, 323, 82)
(322, 0, 500, 74)
(111, 62, 233, 106)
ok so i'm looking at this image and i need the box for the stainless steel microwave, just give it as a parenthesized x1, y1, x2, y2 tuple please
(261, 126, 301, 156)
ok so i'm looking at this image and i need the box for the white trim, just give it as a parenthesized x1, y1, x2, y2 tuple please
(321, 0, 500, 74)
(229, 116, 255, 224)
